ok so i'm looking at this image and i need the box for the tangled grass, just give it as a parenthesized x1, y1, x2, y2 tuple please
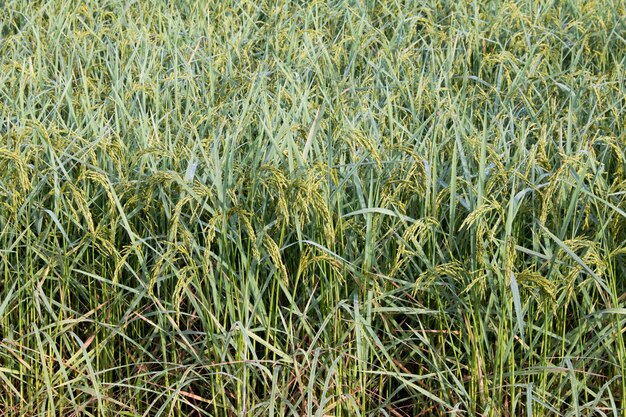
(0, 0, 625, 415)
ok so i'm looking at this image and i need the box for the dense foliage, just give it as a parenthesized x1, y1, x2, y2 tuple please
(1, 0, 625, 415)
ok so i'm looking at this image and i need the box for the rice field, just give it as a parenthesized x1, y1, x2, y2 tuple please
(0, 0, 625, 416)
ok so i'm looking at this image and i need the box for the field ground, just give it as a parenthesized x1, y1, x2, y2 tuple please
(1, 0, 625, 416)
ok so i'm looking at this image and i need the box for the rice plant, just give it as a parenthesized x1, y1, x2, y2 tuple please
(0, 0, 625, 416)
